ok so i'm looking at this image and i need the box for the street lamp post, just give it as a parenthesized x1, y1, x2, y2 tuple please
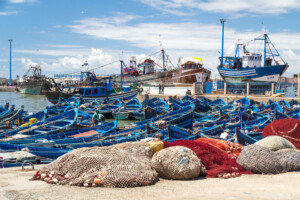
(8, 39, 13, 85)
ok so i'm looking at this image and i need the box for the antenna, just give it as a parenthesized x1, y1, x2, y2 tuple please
(119, 51, 124, 61)
(159, 34, 163, 48)
(262, 22, 266, 34)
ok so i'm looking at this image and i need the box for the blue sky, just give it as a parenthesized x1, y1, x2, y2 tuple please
(0, 0, 300, 79)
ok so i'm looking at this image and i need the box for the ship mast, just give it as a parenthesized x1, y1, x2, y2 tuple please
(220, 19, 226, 68)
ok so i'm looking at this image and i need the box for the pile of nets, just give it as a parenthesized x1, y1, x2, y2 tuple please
(255, 136, 296, 151)
(152, 146, 206, 180)
(163, 140, 252, 178)
(237, 144, 283, 174)
(195, 138, 243, 157)
(30, 142, 158, 188)
(262, 118, 300, 149)
(237, 143, 300, 174)
(275, 150, 300, 172)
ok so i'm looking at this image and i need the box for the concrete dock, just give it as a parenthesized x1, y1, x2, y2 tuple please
(0, 86, 17, 92)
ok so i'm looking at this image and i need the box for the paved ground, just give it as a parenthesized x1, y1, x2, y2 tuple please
(0, 165, 299, 200)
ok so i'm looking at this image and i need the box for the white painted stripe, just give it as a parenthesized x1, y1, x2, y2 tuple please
(219, 69, 256, 73)
(221, 73, 258, 76)
(219, 70, 257, 74)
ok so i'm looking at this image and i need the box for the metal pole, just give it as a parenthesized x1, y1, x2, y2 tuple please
(220, 19, 226, 67)
(8, 39, 13, 85)
(264, 34, 267, 65)
(120, 60, 123, 92)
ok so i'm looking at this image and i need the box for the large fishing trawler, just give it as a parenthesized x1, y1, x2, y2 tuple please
(18, 65, 52, 95)
(217, 20, 288, 83)
(172, 57, 211, 87)
(112, 49, 177, 86)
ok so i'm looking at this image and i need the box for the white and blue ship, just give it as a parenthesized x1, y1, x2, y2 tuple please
(217, 20, 289, 83)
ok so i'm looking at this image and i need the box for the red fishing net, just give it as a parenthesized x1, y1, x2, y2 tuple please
(163, 140, 252, 178)
(262, 119, 300, 149)
(195, 138, 243, 156)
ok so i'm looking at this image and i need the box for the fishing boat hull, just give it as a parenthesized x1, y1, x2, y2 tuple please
(112, 70, 176, 86)
(43, 88, 142, 104)
(20, 79, 51, 95)
(172, 68, 211, 87)
(218, 64, 288, 83)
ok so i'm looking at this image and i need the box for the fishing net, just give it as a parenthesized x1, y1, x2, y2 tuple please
(163, 140, 252, 178)
(31, 142, 158, 188)
(151, 146, 206, 180)
(255, 136, 296, 151)
(262, 119, 300, 149)
(275, 151, 300, 172)
(0, 151, 36, 162)
(195, 138, 243, 156)
(236, 144, 283, 174)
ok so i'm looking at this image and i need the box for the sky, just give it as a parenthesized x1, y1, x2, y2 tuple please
(0, 0, 300, 79)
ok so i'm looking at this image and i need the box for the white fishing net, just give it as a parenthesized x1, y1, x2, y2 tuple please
(151, 146, 206, 180)
(255, 136, 296, 151)
(237, 144, 283, 174)
(31, 141, 158, 187)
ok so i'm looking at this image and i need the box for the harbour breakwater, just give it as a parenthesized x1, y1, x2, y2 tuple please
(0, 86, 17, 92)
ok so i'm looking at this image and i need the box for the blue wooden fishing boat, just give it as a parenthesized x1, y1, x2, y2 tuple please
(112, 98, 142, 120)
(64, 124, 149, 149)
(44, 69, 142, 104)
(96, 99, 122, 118)
(0, 143, 70, 158)
(0, 108, 78, 140)
(258, 102, 283, 113)
(235, 128, 258, 145)
(167, 125, 196, 142)
(132, 107, 157, 120)
(0, 106, 24, 124)
(4, 121, 118, 147)
(23, 109, 47, 124)
(195, 98, 211, 112)
(132, 105, 194, 126)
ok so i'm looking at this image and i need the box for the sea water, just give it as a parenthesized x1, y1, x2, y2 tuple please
(0, 92, 52, 113)
(0, 92, 138, 126)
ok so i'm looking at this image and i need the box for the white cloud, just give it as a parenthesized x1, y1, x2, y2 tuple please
(0, 11, 18, 16)
(9, 0, 37, 3)
(20, 48, 120, 75)
(45, 44, 85, 49)
(21, 58, 39, 69)
(67, 15, 300, 77)
(136, 0, 300, 16)
(15, 48, 90, 57)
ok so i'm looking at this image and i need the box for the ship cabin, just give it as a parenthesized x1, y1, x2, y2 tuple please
(138, 59, 155, 75)
(78, 76, 113, 97)
(223, 53, 263, 70)
(63, 72, 114, 97)
(242, 53, 262, 68)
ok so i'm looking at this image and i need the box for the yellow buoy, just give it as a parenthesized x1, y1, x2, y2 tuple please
(29, 118, 38, 124)
(148, 140, 164, 154)
(21, 123, 30, 127)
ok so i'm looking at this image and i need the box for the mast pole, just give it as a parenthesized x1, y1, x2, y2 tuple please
(264, 34, 267, 65)
(120, 60, 123, 92)
(162, 49, 165, 70)
(220, 19, 226, 68)
(8, 39, 13, 85)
